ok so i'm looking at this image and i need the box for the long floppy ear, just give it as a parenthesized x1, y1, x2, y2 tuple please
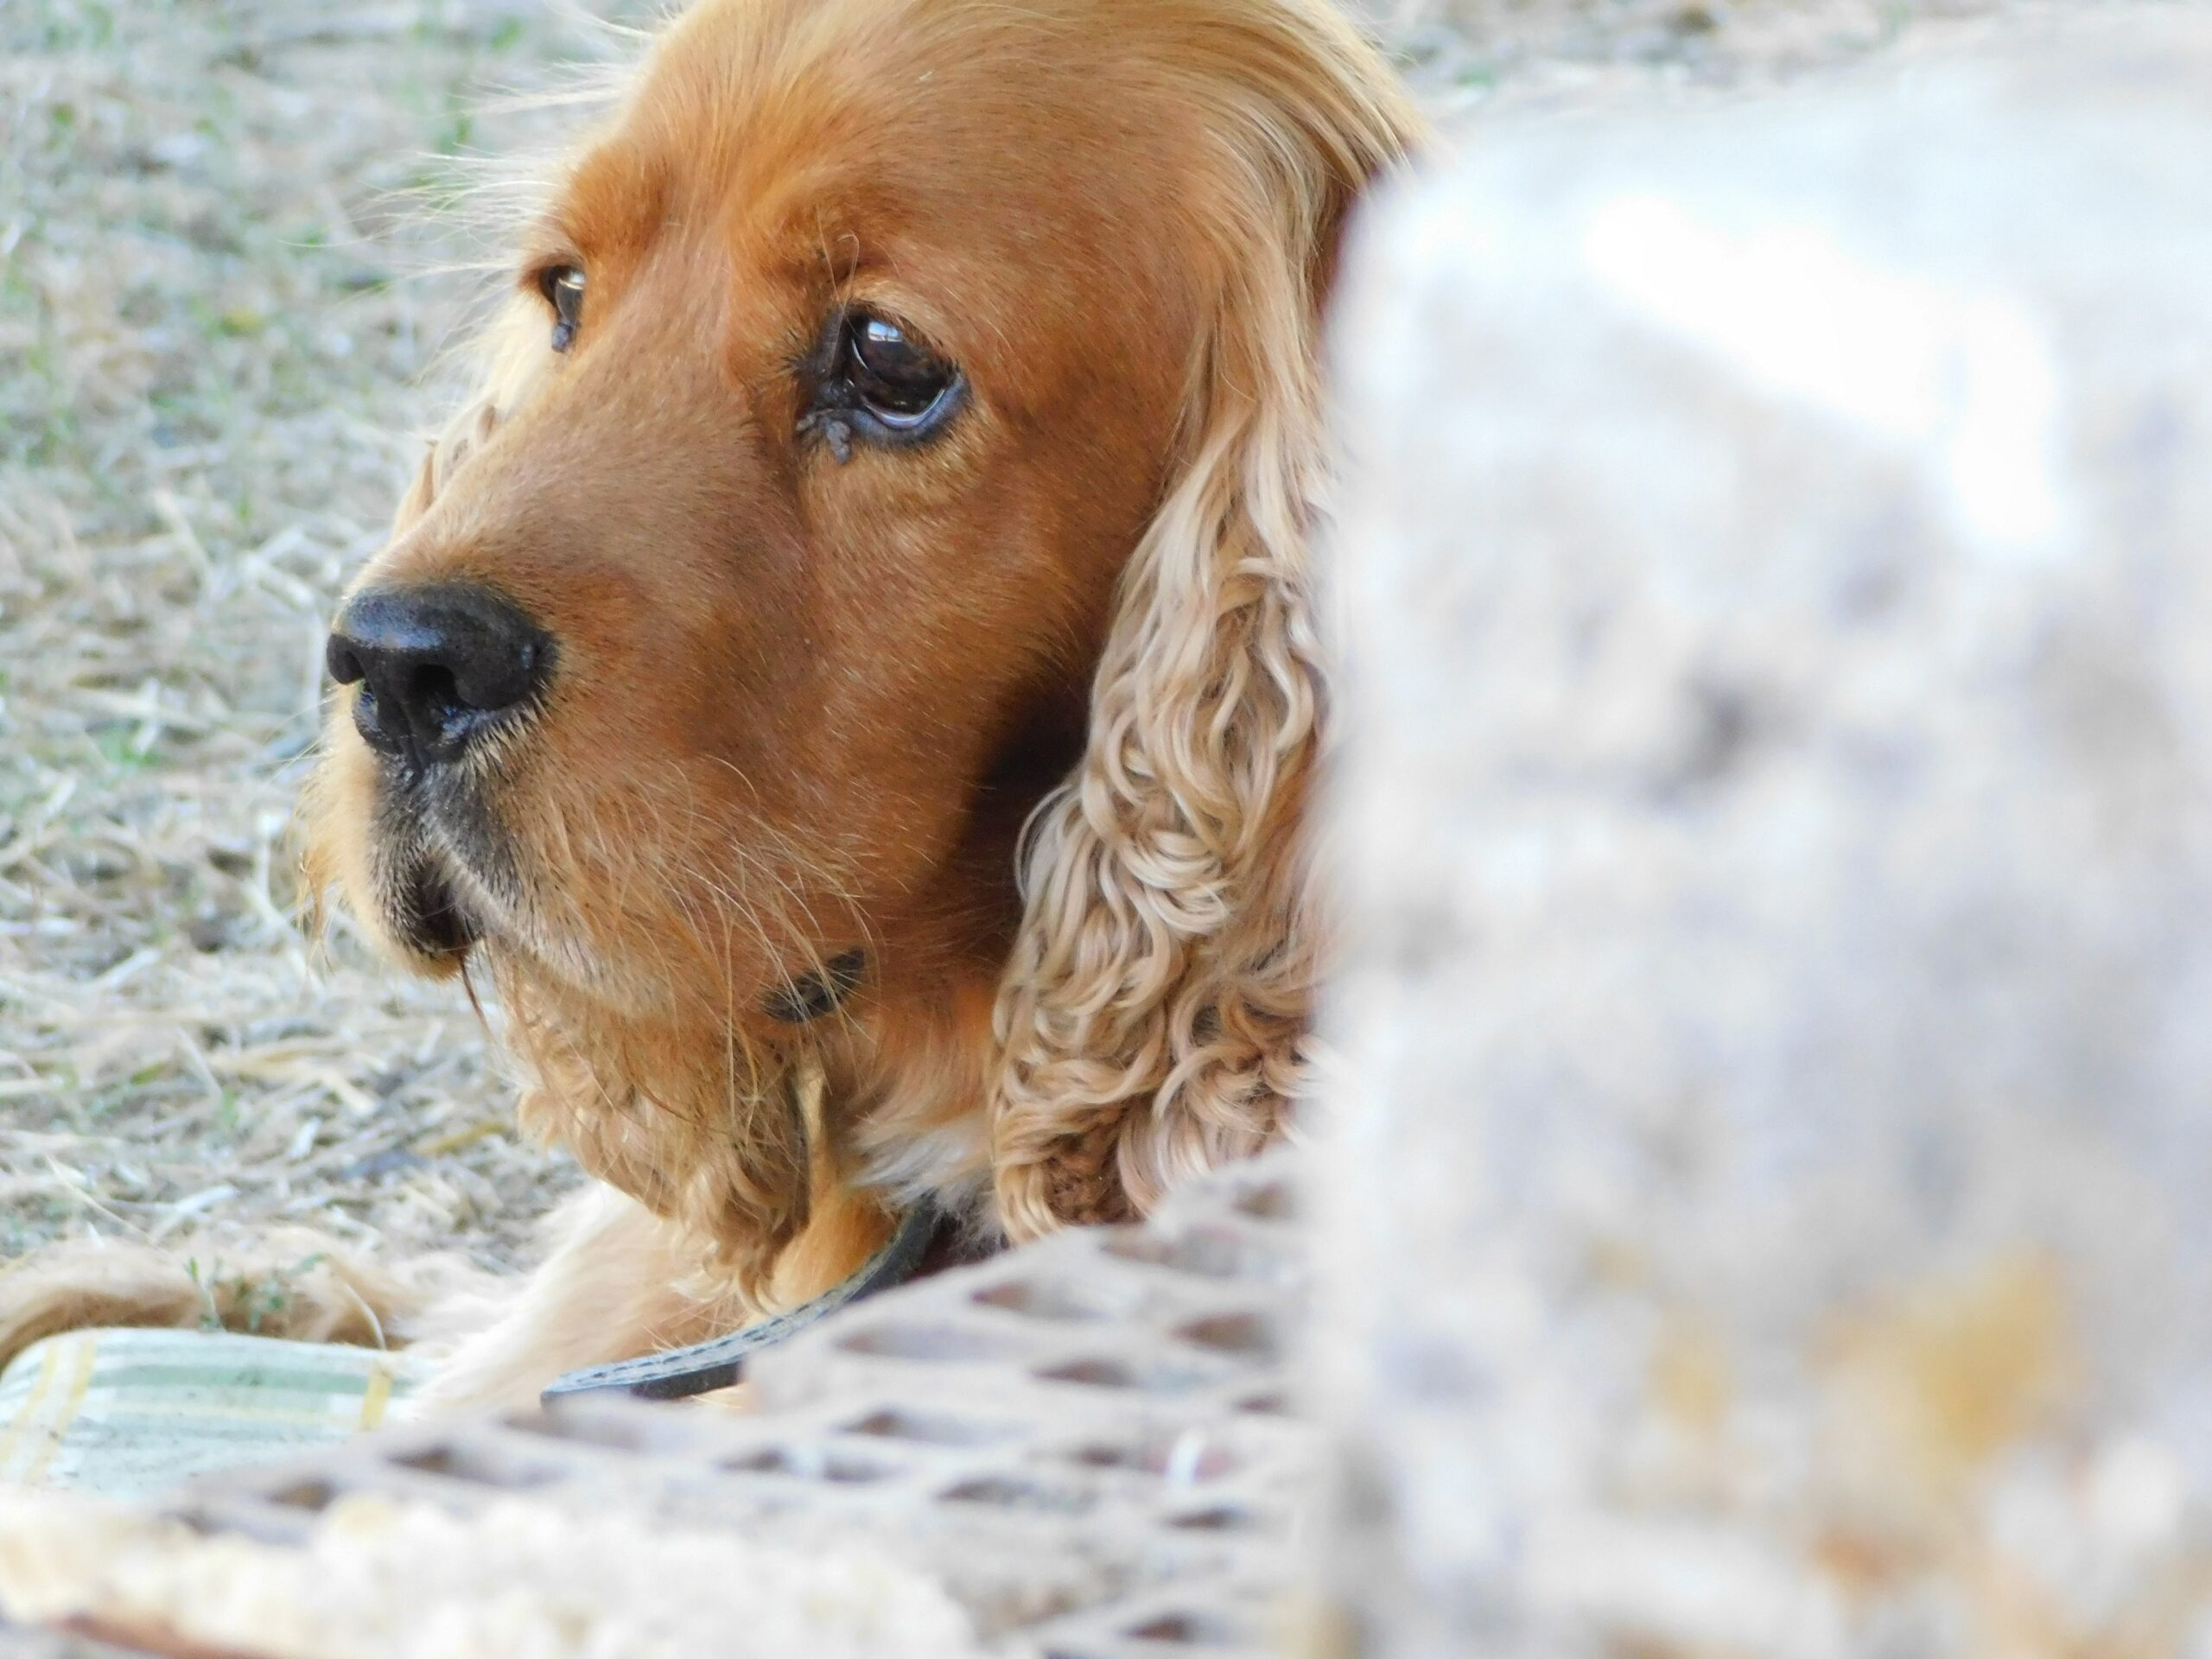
(988, 8, 1421, 1238)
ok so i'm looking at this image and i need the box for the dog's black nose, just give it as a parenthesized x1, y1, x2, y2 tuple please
(327, 583, 550, 767)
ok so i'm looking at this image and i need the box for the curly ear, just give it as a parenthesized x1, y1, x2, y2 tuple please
(988, 6, 1421, 1238)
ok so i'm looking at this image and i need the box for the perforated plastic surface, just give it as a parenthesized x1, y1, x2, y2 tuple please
(167, 1148, 1313, 1658)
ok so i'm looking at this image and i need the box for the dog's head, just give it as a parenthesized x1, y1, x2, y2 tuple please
(303, 0, 1417, 1287)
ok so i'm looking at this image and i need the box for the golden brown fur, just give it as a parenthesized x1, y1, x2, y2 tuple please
(2, 0, 1418, 1408)
(0, 1232, 423, 1356)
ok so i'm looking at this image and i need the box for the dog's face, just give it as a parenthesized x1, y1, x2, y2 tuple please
(311, 0, 1215, 1039)
(306, 0, 1414, 1267)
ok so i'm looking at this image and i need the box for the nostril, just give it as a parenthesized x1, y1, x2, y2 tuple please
(406, 663, 462, 722)
(326, 637, 366, 687)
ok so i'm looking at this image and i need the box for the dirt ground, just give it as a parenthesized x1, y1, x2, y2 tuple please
(0, 0, 2126, 1282)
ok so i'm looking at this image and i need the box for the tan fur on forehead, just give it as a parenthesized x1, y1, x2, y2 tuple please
(297, 0, 1421, 1327)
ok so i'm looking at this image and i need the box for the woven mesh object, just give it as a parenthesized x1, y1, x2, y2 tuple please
(152, 1147, 1313, 1658)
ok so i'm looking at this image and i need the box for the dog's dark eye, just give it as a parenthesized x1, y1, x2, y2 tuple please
(539, 265, 585, 353)
(799, 309, 962, 460)
(842, 315, 956, 429)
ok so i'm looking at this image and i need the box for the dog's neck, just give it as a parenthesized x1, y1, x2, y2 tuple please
(824, 974, 1003, 1230)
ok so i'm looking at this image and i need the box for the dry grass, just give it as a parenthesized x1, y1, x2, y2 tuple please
(0, 0, 2115, 1287)
(0, 0, 644, 1274)
(1387, 0, 2142, 120)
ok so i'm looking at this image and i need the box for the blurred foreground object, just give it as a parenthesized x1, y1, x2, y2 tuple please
(0, 1486, 980, 1659)
(1318, 12, 2212, 1657)
(0, 1154, 1310, 1657)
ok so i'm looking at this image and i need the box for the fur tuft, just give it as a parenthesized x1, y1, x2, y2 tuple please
(0, 1231, 433, 1371)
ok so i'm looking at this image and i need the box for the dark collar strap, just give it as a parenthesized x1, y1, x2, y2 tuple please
(541, 1201, 948, 1403)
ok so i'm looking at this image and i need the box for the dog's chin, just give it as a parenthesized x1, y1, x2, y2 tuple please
(385, 858, 478, 976)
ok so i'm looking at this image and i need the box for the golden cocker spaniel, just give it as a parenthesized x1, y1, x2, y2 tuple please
(4, 0, 1420, 1408)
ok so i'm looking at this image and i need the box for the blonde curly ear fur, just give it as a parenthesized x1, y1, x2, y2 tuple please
(988, 0, 1421, 1238)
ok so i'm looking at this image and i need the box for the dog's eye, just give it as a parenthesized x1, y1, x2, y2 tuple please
(799, 309, 962, 459)
(539, 265, 586, 353)
(842, 315, 955, 428)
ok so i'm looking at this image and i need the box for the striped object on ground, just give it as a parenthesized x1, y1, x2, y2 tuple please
(0, 1329, 418, 1501)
